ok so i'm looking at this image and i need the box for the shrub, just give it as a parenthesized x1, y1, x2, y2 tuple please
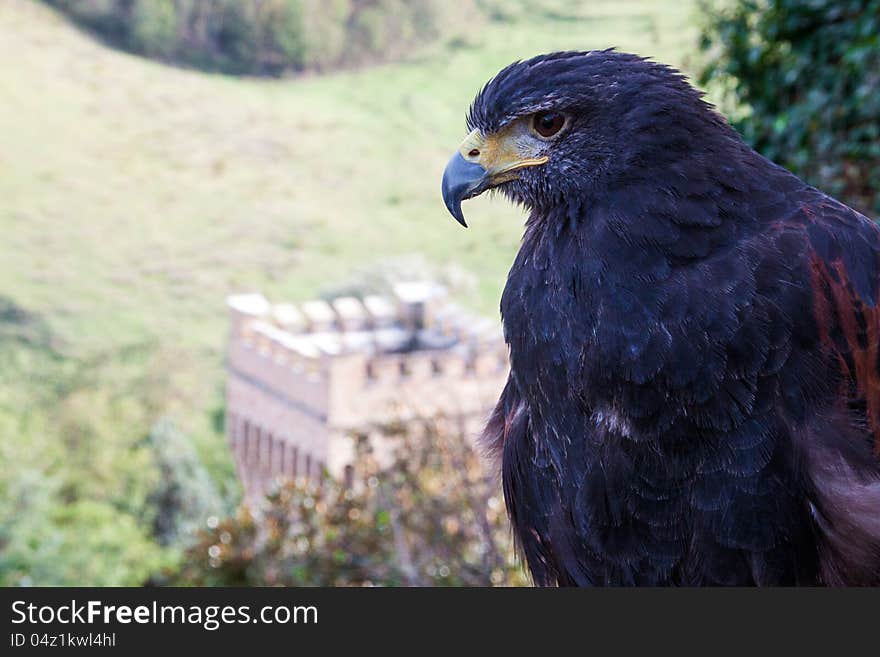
(175, 418, 527, 586)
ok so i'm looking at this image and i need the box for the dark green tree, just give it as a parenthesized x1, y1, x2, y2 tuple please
(699, 0, 880, 215)
(43, 0, 470, 76)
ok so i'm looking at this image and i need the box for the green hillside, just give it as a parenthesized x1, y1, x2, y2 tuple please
(0, 0, 699, 584)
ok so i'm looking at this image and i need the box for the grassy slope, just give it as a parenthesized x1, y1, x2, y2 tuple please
(0, 0, 699, 471)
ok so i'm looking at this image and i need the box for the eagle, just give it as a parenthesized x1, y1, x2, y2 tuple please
(440, 50, 880, 586)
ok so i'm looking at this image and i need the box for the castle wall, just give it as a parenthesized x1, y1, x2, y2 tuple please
(226, 373, 331, 498)
(327, 349, 507, 428)
(226, 296, 333, 498)
(224, 289, 508, 499)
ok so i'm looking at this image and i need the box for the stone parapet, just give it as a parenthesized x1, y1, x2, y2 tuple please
(225, 284, 508, 498)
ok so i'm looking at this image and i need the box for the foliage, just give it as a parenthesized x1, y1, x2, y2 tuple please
(1, 0, 697, 585)
(0, 310, 222, 584)
(176, 419, 528, 586)
(43, 0, 468, 75)
(0, 390, 167, 586)
(699, 0, 880, 215)
(0, 490, 170, 586)
(147, 417, 226, 547)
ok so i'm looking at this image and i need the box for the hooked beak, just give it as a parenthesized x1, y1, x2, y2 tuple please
(441, 153, 487, 228)
(440, 128, 548, 228)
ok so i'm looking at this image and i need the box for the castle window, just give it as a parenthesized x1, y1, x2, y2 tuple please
(227, 412, 237, 446)
(241, 420, 251, 461)
(271, 436, 279, 471)
(262, 432, 273, 469)
(290, 446, 298, 478)
(252, 426, 261, 465)
(317, 461, 326, 489)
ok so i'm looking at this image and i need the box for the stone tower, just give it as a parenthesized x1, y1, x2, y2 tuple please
(225, 283, 508, 498)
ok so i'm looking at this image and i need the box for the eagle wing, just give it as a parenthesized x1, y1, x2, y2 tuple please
(800, 192, 880, 456)
(784, 189, 880, 584)
(486, 181, 880, 586)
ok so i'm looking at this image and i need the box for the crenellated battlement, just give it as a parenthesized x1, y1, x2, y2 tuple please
(225, 283, 509, 497)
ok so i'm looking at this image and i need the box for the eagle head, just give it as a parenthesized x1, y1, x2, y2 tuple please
(441, 50, 729, 227)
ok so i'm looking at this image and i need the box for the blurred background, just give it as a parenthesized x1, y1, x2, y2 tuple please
(0, 0, 877, 586)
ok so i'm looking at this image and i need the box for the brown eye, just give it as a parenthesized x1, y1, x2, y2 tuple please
(533, 111, 565, 138)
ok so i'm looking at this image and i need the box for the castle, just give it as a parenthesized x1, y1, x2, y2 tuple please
(225, 283, 509, 497)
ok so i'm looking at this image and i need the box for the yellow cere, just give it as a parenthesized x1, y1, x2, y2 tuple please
(457, 126, 549, 183)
